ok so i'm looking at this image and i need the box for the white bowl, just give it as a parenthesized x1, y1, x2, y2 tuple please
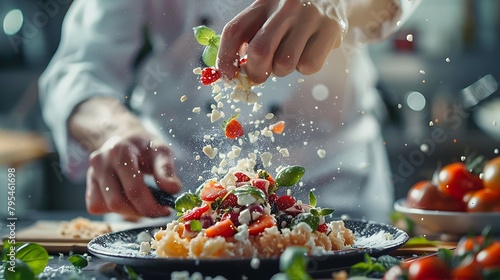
(394, 198, 500, 235)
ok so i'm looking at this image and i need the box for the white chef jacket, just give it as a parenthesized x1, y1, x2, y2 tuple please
(39, 0, 420, 223)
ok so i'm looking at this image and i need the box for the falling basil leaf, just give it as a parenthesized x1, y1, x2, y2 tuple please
(174, 192, 202, 213)
(5, 259, 35, 280)
(202, 44, 218, 67)
(193, 25, 216, 46)
(67, 254, 88, 268)
(308, 191, 317, 208)
(275, 166, 305, 187)
(318, 208, 335, 216)
(14, 243, 49, 274)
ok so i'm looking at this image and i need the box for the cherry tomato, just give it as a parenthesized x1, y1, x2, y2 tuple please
(219, 193, 238, 208)
(200, 181, 227, 202)
(483, 156, 500, 190)
(276, 195, 296, 211)
(225, 117, 244, 139)
(452, 257, 483, 280)
(438, 162, 483, 201)
(182, 204, 210, 221)
(407, 180, 466, 211)
(454, 235, 484, 256)
(466, 188, 500, 212)
(475, 241, 500, 269)
(407, 256, 451, 280)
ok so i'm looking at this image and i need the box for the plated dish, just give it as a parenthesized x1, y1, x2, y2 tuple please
(87, 219, 408, 279)
(394, 198, 500, 235)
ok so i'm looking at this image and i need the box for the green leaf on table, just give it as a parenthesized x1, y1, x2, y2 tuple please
(349, 253, 400, 277)
(5, 259, 35, 280)
(124, 265, 143, 280)
(193, 25, 216, 46)
(67, 254, 88, 269)
(15, 243, 49, 274)
(403, 236, 441, 247)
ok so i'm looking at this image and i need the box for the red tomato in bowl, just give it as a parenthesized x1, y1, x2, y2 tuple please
(437, 162, 483, 201)
(483, 156, 500, 190)
(466, 188, 500, 212)
(407, 180, 466, 211)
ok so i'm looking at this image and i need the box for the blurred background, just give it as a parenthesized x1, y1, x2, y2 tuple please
(0, 0, 499, 216)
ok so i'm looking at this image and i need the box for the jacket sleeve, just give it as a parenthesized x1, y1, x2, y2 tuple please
(38, 0, 145, 181)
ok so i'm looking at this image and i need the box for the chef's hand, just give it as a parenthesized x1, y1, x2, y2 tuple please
(68, 97, 182, 218)
(217, 0, 348, 83)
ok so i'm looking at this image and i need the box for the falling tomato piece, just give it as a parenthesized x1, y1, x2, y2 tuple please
(200, 67, 221, 85)
(224, 117, 244, 139)
(269, 121, 285, 134)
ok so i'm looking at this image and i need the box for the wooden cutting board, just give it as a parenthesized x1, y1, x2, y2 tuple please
(8, 220, 142, 254)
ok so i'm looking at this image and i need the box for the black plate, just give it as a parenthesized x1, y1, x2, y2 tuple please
(87, 219, 408, 279)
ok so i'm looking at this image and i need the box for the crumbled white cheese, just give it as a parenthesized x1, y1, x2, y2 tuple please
(279, 148, 289, 157)
(195, 155, 200, 160)
(248, 131, 260, 143)
(238, 209, 252, 225)
(212, 83, 221, 94)
(294, 222, 313, 233)
(219, 159, 228, 168)
(192, 107, 201, 113)
(210, 109, 223, 122)
(214, 92, 223, 102)
(197, 176, 203, 181)
(234, 224, 249, 242)
(250, 258, 260, 270)
(260, 152, 272, 167)
(317, 149, 326, 158)
(264, 226, 280, 235)
(265, 113, 274, 120)
(180, 95, 187, 102)
(193, 67, 202, 74)
(136, 231, 151, 243)
(261, 127, 273, 138)
(203, 145, 218, 159)
(217, 101, 224, 108)
(139, 241, 151, 255)
(252, 102, 262, 112)
(251, 211, 262, 221)
(298, 78, 305, 83)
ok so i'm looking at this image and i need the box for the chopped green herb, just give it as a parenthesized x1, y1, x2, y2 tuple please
(275, 166, 305, 187)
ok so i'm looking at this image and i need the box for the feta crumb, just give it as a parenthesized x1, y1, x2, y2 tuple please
(250, 258, 260, 269)
(193, 67, 202, 74)
(219, 159, 228, 167)
(214, 92, 223, 102)
(180, 95, 187, 102)
(265, 113, 274, 119)
(248, 131, 260, 143)
(298, 78, 305, 83)
(252, 103, 262, 112)
(251, 211, 262, 221)
(195, 155, 200, 160)
(136, 231, 151, 243)
(294, 222, 313, 233)
(197, 176, 203, 181)
(139, 241, 151, 254)
(260, 152, 272, 167)
(212, 83, 221, 94)
(217, 101, 224, 108)
(192, 107, 201, 113)
(234, 224, 249, 242)
(210, 109, 223, 122)
(238, 209, 252, 225)
(317, 149, 326, 158)
(203, 145, 218, 159)
(279, 148, 289, 157)
(261, 127, 273, 138)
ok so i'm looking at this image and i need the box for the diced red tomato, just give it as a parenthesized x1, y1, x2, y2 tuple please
(268, 193, 278, 205)
(248, 214, 276, 235)
(251, 179, 270, 195)
(276, 195, 296, 211)
(200, 67, 221, 85)
(234, 172, 250, 182)
(220, 193, 239, 208)
(200, 181, 227, 202)
(225, 117, 244, 139)
(205, 219, 237, 238)
(269, 121, 285, 134)
(182, 204, 209, 222)
(317, 223, 329, 233)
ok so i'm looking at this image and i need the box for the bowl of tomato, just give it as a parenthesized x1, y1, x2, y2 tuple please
(394, 156, 500, 235)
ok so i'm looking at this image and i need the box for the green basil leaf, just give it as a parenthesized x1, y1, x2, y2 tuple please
(174, 192, 202, 213)
(309, 208, 319, 216)
(15, 243, 49, 274)
(318, 208, 335, 216)
(308, 191, 316, 208)
(124, 265, 143, 280)
(437, 248, 454, 267)
(275, 166, 305, 187)
(231, 185, 266, 205)
(190, 220, 202, 232)
(210, 34, 221, 48)
(291, 213, 320, 231)
(67, 254, 88, 268)
(202, 45, 218, 67)
(5, 259, 35, 280)
(193, 25, 216, 46)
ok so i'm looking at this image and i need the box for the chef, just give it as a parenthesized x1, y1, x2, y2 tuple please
(39, 0, 420, 222)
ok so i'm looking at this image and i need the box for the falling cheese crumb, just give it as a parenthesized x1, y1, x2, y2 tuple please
(192, 107, 201, 113)
(317, 149, 326, 158)
(210, 109, 223, 122)
(180, 95, 188, 102)
(203, 145, 218, 159)
(279, 148, 289, 157)
(260, 152, 272, 167)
